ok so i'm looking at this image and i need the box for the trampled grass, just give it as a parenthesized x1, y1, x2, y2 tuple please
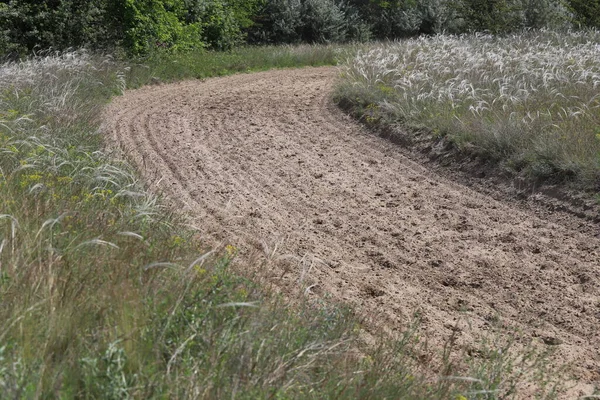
(0, 47, 563, 398)
(335, 30, 600, 188)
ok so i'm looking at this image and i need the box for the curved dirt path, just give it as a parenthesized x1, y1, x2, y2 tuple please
(104, 67, 600, 389)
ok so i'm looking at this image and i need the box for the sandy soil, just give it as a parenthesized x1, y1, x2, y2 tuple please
(104, 67, 599, 393)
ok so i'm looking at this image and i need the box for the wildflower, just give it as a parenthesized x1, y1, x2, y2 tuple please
(226, 244, 237, 257)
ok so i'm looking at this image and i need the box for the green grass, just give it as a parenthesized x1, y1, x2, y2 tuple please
(0, 46, 566, 398)
(335, 30, 600, 190)
(126, 44, 351, 86)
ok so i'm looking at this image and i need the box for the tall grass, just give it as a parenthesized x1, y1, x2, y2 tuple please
(0, 47, 563, 398)
(336, 30, 600, 187)
(125, 44, 353, 86)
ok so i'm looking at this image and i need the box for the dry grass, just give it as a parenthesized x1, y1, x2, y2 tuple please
(336, 30, 600, 187)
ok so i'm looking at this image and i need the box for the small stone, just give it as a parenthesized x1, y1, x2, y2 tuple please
(541, 335, 563, 346)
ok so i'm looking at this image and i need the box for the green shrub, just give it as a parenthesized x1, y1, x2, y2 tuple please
(109, 0, 204, 54)
(0, 0, 205, 56)
(347, 0, 569, 38)
(249, 0, 370, 44)
(454, 0, 525, 33)
(0, 0, 113, 57)
(413, 0, 462, 34)
(567, 0, 600, 28)
(0, 0, 582, 58)
(362, 0, 422, 38)
(523, 0, 570, 29)
(338, 1, 373, 41)
(301, 0, 347, 42)
(454, 0, 570, 33)
(342, 0, 460, 38)
(183, 0, 264, 50)
(248, 0, 304, 43)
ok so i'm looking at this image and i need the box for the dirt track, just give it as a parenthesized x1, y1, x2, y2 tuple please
(104, 67, 600, 389)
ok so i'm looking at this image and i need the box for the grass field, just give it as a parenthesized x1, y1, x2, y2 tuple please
(0, 46, 562, 398)
(336, 30, 600, 189)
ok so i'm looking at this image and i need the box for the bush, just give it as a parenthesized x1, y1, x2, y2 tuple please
(523, 0, 570, 29)
(414, 0, 462, 34)
(341, 0, 461, 38)
(301, 0, 347, 42)
(0, 0, 582, 58)
(249, 0, 371, 44)
(113, 0, 204, 54)
(189, 0, 243, 49)
(349, 0, 570, 39)
(183, 0, 264, 50)
(0, 0, 205, 56)
(454, 0, 525, 33)
(0, 0, 113, 57)
(338, 1, 373, 41)
(454, 0, 570, 33)
(567, 0, 600, 28)
(359, 0, 422, 38)
(248, 0, 304, 43)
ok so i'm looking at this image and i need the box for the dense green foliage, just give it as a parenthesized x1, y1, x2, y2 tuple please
(248, 0, 371, 44)
(567, 0, 600, 28)
(1, 0, 598, 57)
(0, 0, 260, 56)
(0, 1, 113, 56)
(116, 0, 203, 53)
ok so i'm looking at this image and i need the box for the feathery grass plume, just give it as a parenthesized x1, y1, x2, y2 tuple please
(336, 29, 600, 186)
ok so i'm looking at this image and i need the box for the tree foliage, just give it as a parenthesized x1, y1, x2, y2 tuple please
(0, 0, 113, 56)
(567, 0, 600, 28)
(114, 0, 204, 54)
(183, 0, 264, 50)
(248, 0, 370, 44)
(0, 0, 596, 58)
(0, 0, 255, 56)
